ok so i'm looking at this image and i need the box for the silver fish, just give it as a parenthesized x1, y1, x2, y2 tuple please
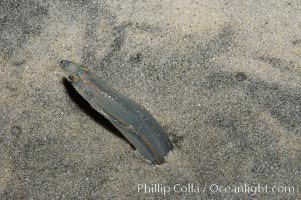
(60, 60, 173, 164)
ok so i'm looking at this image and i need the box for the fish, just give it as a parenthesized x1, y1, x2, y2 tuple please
(60, 60, 173, 164)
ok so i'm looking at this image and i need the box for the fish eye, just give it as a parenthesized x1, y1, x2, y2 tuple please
(60, 60, 71, 69)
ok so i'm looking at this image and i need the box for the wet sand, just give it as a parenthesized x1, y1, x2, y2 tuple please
(0, 0, 300, 199)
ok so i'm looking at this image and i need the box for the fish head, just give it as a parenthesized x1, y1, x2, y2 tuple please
(60, 60, 94, 100)
(60, 60, 90, 84)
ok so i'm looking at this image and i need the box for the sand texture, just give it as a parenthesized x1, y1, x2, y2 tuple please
(0, 0, 300, 199)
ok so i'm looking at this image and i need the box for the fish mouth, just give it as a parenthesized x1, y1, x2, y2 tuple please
(68, 74, 79, 83)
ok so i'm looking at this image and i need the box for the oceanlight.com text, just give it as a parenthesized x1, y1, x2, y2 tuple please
(137, 183, 296, 196)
